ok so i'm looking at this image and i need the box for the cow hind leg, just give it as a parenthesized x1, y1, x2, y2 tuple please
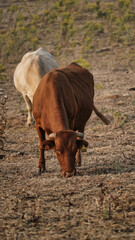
(23, 95, 33, 126)
(75, 128, 85, 167)
(36, 125, 46, 174)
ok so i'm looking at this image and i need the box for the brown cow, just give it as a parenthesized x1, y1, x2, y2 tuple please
(33, 62, 109, 177)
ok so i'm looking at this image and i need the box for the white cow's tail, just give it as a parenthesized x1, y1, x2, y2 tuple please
(93, 105, 110, 125)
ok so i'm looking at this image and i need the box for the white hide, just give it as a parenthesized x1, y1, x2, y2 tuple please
(14, 48, 58, 125)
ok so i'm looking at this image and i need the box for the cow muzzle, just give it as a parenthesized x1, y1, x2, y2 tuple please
(62, 169, 76, 178)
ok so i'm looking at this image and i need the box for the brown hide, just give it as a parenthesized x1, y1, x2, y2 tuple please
(33, 63, 95, 176)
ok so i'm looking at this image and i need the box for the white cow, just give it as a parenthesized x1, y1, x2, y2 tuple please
(14, 48, 58, 125)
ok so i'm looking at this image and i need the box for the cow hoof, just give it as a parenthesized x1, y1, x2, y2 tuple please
(26, 122, 31, 127)
(75, 163, 81, 167)
(38, 168, 47, 175)
(42, 168, 47, 173)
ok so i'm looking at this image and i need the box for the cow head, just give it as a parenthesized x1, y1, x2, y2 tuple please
(42, 130, 88, 177)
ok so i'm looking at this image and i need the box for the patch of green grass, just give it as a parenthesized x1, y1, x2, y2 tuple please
(7, 4, 20, 13)
(0, 64, 7, 80)
(61, 12, 75, 38)
(43, 9, 49, 16)
(103, 207, 111, 220)
(83, 36, 93, 51)
(71, 40, 81, 47)
(51, 2, 62, 11)
(85, 21, 104, 34)
(95, 83, 103, 90)
(0, 64, 5, 73)
(74, 57, 92, 69)
(48, 11, 58, 23)
(32, 14, 39, 24)
(118, 0, 131, 11)
(0, 0, 135, 62)
(87, 3, 98, 13)
(111, 109, 128, 128)
(85, 0, 135, 46)
(64, 0, 76, 10)
(0, 9, 3, 21)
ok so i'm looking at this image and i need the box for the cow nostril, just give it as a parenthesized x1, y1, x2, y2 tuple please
(62, 172, 71, 178)
(62, 169, 76, 177)
(64, 170, 76, 178)
(62, 171, 68, 177)
(65, 172, 71, 178)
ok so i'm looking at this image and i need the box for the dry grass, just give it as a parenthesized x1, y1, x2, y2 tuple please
(0, 0, 135, 239)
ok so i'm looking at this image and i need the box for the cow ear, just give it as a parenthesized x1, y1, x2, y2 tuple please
(42, 140, 55, 150)
(76, 139, 88, 149)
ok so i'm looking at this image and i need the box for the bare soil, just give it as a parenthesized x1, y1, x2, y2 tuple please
(0, 47, 135, 240)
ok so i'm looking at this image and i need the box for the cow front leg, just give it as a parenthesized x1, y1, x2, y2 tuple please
(38, 147, 46, 174)
(75, 149, 81, 167)
(36, 126, 46, 174)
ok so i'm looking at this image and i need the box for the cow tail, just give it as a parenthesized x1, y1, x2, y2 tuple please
(93, 105, 110, 125)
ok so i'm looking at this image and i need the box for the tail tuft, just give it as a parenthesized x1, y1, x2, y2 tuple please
(93, 105, 110, 125)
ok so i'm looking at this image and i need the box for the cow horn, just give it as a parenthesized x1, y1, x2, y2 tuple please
(76, 132, 84, 138)
(49, 133, 56, 139)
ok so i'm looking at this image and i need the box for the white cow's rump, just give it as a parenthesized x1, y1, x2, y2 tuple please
(14, 48, 58, 125)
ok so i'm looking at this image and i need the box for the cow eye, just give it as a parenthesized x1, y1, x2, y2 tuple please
(56, 148, 63, 154)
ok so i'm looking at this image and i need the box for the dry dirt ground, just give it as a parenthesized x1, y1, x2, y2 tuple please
(0, 47, 135, 240)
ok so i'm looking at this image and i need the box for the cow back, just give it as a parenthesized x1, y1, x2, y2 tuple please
(33, 63, 94, 133)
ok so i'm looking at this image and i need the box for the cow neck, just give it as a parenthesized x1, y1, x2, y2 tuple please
(45, 72, 70, 133)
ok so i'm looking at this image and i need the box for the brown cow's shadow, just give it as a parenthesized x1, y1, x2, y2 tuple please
(77, 165, 135, 176)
